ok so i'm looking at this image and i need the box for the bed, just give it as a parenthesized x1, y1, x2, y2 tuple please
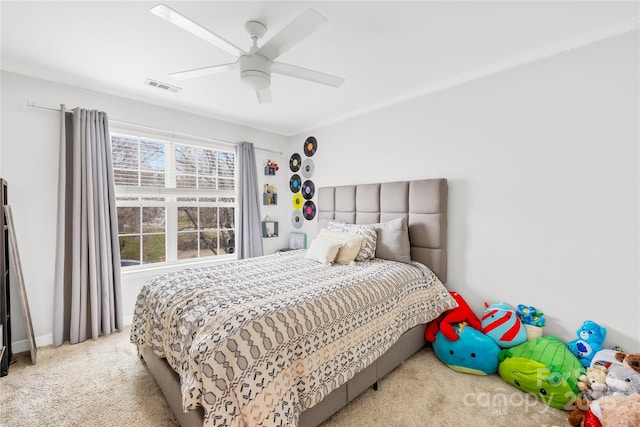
(132, 178, 453, 427)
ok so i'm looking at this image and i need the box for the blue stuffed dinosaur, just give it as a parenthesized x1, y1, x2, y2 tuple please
(566, 320, 606, 368)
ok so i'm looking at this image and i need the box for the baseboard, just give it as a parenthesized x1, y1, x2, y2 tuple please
(12, 333, 52, 353)
(11, 317, 133, 353)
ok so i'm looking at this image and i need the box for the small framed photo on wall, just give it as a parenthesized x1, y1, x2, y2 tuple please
(289, 232, 307, 250)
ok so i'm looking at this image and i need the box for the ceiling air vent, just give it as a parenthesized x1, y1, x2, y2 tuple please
(145, 79, 181, 93)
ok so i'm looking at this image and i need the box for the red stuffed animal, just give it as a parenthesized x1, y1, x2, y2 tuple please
(425, 291, 482, 342)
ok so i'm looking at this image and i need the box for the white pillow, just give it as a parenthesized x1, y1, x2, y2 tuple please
(373, 217, 411, 263)
(317, 228, 363, 265)
(305, 238, 343, 265)
(326, 221, 377, 261)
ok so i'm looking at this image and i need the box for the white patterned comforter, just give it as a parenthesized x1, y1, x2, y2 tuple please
(131, 250, 456, 427)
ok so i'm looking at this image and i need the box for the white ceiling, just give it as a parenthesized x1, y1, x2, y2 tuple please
(1, 1, 638, 136)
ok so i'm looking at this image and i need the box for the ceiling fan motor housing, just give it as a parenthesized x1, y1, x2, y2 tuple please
(239, 54, 271, 90)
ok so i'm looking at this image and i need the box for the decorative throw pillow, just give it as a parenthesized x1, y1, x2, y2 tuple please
(305, 238, 343, 265)
(317, 228, 364, 265)
(373, 217, 412, 263)
(326, 221, 377, 261)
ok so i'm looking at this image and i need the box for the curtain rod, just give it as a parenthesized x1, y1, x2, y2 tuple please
(25, 101, 283, 155)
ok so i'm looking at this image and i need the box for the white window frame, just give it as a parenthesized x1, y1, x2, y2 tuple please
(111, 128, 238, 271)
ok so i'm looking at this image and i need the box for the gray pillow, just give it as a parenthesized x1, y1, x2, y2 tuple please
(373, 217, 411, 263)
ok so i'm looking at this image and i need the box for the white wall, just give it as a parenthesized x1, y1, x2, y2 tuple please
(0, 71, 289, 350)
(287, 33, 639, 351)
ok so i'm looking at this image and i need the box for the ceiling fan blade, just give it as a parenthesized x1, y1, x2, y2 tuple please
(256, 9, 327, 61)
(272, 62, 345, 87)
(256, 88, 273, 104)
(169, 62, 238, 81)
(150, 4, 245, 57)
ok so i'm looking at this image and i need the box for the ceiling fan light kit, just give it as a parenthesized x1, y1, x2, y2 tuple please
(150, 4, 345, 103)
(239, 55, 271, 90)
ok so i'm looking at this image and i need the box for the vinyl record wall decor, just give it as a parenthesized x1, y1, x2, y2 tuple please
(304, 136, 317, 157)
(290, 136, 317, 227)
(289, 174, 301, 193)
(301, 159, 314, 178)
(289, 153, 301, 172)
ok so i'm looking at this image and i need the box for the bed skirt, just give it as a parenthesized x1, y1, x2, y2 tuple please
(138, 323, 428, 427)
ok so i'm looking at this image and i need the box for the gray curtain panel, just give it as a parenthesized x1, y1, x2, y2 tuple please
(236, 141, 263, 259)
(53, 106, 123, 346)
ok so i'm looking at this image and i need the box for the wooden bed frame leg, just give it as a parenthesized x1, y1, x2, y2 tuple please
(373, 382, 378, 391)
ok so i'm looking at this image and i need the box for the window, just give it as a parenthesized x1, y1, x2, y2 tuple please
(111, 132, 236, 268)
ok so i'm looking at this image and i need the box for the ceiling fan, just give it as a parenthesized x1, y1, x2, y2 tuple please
(150, 4, 345, 103)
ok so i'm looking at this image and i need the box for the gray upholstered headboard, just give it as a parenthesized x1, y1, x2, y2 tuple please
(317, 178, 447, 283)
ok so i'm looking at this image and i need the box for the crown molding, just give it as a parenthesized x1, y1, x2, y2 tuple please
(293, 16, 640, 137)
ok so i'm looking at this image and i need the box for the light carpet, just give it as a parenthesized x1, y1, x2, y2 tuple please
(0, 329, 570, 426)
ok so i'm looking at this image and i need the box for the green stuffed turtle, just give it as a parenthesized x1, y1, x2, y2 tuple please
(498, 336, 585, 409)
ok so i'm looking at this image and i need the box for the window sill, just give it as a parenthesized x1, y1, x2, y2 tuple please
(120, 255, 236, 280)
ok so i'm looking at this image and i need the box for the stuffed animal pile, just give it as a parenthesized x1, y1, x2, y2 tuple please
(423, 300, 639, 426)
